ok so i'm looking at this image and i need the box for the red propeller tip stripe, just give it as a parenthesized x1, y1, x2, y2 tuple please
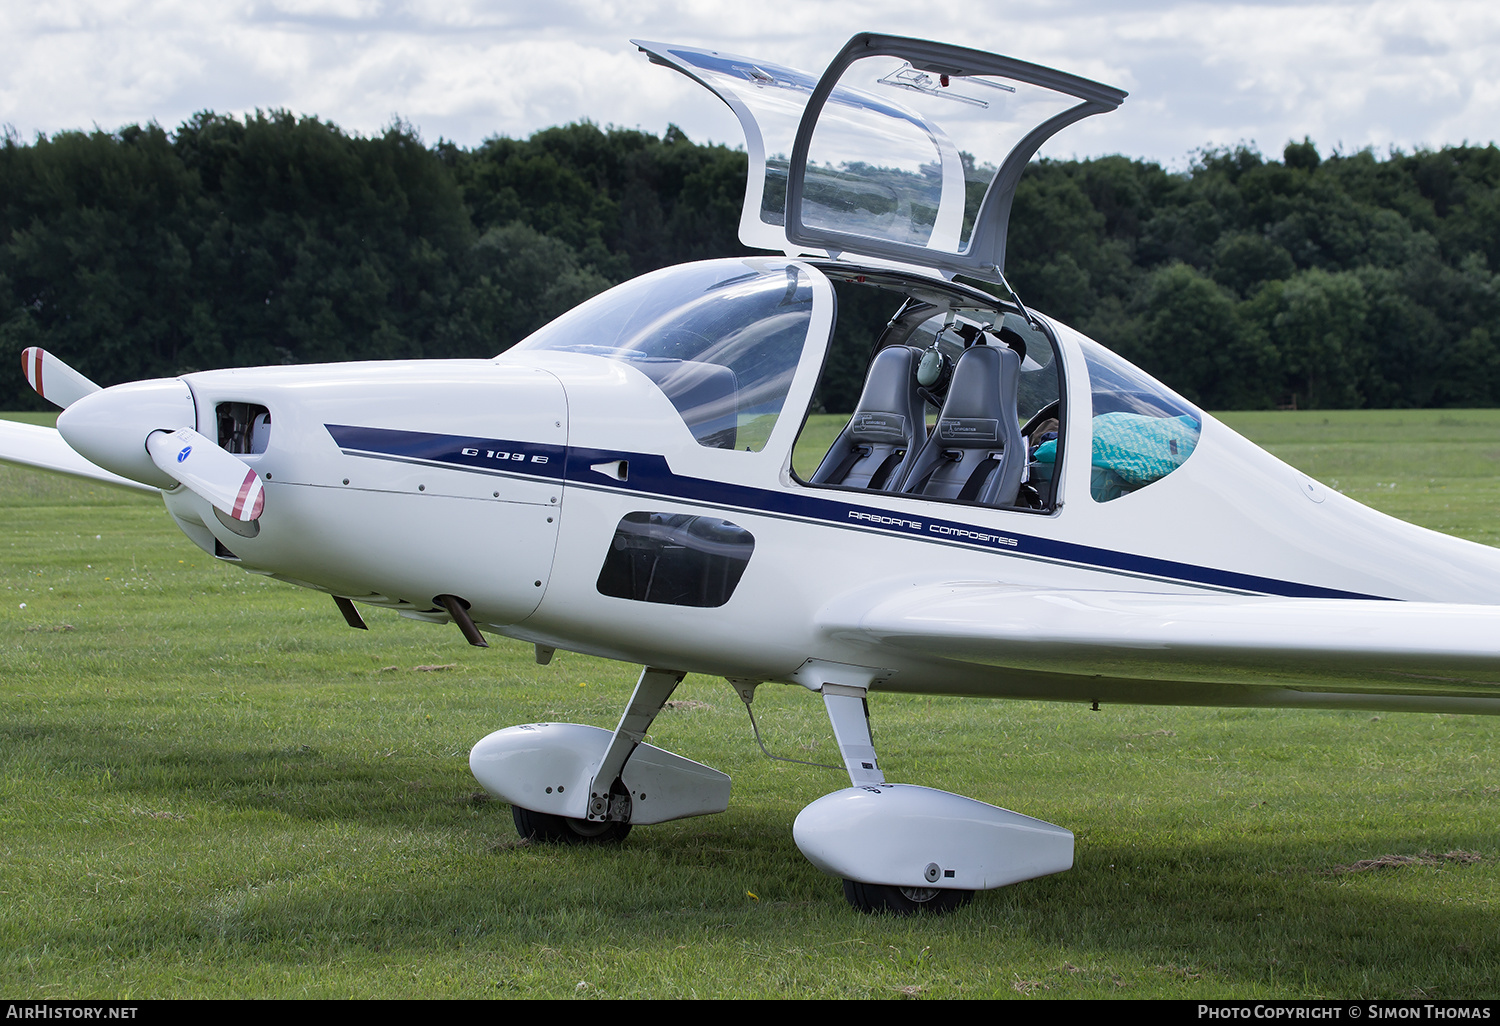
(232, 468, 264, 521)
(23, 348, 42, 397)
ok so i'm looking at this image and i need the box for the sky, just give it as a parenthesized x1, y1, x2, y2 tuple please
(4, 0, 1500, 167)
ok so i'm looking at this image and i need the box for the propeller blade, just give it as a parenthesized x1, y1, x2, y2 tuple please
(145, 427, 266, 522)
(22, 348, 102, 410)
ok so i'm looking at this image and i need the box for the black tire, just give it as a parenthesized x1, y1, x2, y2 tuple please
(842, 879, 974, 915)
(511, 805, 632, 845)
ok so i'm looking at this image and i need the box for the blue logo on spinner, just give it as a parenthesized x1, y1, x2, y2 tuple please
(177, 446, 191, 462)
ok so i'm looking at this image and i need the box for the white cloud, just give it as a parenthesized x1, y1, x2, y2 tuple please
(2, 0, 1499, 163)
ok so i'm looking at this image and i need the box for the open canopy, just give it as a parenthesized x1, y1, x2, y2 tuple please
(636, 34, 1125, 282)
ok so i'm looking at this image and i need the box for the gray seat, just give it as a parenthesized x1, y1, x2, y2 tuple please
(900, 344, 1026, 506)
(810, 345, 925, 491)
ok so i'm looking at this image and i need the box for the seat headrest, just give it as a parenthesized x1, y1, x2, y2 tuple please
(848, 345, 921, 443)
(935, 345, 1020, 447)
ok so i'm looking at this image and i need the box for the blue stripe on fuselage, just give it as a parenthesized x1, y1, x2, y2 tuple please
(324, 423, 1386, 601)
(326, 424, 566, 480)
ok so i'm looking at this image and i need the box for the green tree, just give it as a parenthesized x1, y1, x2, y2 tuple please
(1249, 269, 1371, 408)
(441, 222, 612, 357)
(1124, 262, 1276, 408)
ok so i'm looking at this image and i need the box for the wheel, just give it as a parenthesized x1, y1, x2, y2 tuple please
(842, 879, 974, 915)
(511, 805, 631, 845)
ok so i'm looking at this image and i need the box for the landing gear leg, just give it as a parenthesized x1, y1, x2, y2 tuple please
(821, 682, 885, 786)
(584, 666, 686, 824)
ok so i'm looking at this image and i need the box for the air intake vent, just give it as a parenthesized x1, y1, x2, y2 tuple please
(217, 402, 271, 454)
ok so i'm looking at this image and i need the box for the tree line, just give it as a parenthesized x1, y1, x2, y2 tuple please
(3, 112, 1498, 412)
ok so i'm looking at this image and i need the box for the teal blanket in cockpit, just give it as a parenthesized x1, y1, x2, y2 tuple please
(1033, 413, 1200, 496)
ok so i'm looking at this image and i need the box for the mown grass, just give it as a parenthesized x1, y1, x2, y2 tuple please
(1, 410, 1497, 999)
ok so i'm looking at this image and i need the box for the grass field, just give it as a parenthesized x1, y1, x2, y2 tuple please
(1, 409, 1497, 999)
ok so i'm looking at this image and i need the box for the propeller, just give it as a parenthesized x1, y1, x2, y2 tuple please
(22, 347, 101, 410)
(146, 427, 265, 522)
(26, 348, 268, 524)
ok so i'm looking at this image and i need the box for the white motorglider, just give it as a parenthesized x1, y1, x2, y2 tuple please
(3, 34, 1499, 914)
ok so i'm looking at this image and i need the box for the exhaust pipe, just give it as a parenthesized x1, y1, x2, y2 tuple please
(436, 594, 489, 648)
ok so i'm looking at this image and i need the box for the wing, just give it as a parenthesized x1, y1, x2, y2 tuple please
(0, 418, 158, 493)
(818, 581, 1500, 711)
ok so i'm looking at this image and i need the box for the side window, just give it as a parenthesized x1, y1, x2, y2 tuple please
(596, 513, 755, 607)
(1069, 337, 1202, 502)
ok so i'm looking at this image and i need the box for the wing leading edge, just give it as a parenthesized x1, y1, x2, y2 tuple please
(0, 419, 158, 493)
(818, 581, 1500, 711)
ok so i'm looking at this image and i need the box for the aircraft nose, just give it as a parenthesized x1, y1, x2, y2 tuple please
(57, 377, 197, 488)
